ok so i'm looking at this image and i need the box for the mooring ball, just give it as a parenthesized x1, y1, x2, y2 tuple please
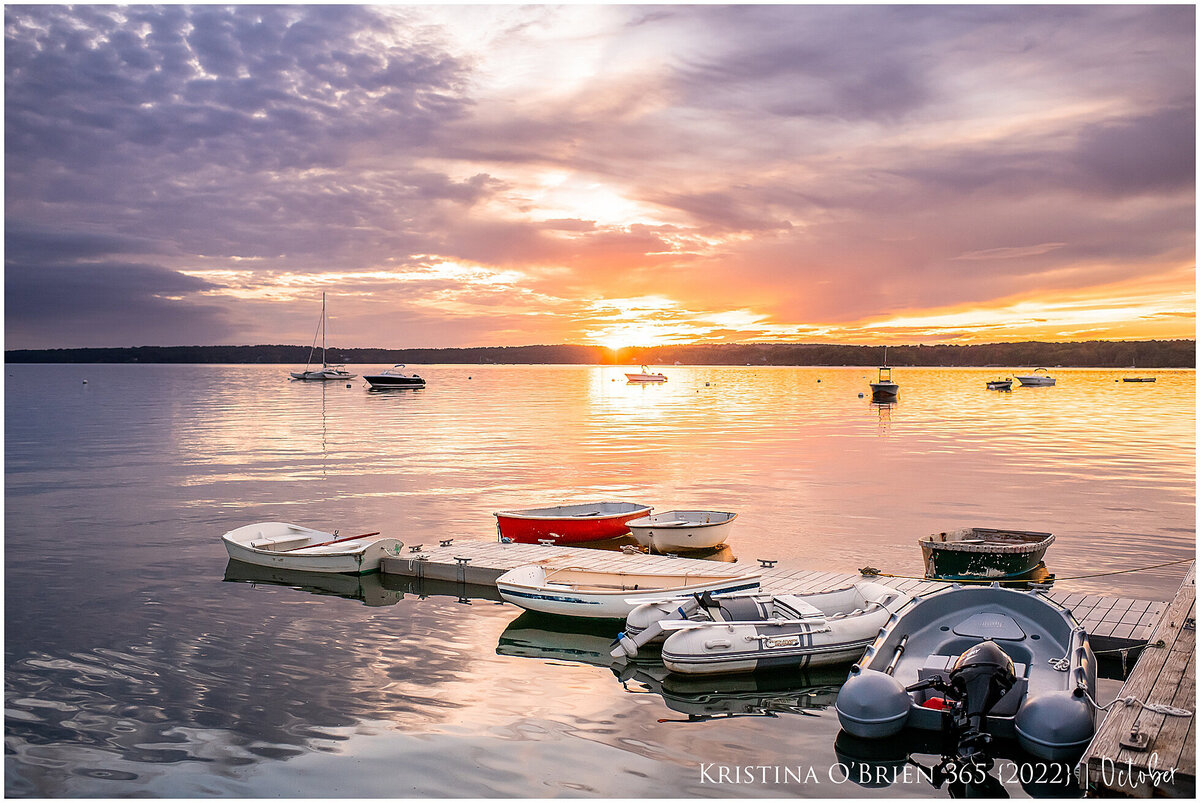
(1014, 690, 1095, 761)
(835, 670, 911, 739)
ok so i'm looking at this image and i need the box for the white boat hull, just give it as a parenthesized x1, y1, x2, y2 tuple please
(627, 510, 736, 552)
(496, 564, 761, 619)
(626, 374, 667, 383)
(290, 368, 356, 381)
(870, 382, 898, 399)
(222, 522, 403, 574)
(1015, 376, 1055, 386)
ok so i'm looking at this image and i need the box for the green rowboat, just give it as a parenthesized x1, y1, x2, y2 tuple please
(920, 527, 1054, 580)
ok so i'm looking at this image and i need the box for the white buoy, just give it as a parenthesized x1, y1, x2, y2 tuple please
(83, 379, 88, 384)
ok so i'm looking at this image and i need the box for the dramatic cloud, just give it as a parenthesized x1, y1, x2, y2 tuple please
(4, 4, 1194, 349)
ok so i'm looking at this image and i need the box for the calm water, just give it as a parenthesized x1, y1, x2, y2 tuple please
(5, 364, 1195, 797)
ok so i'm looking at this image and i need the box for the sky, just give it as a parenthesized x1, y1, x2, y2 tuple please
(4, 4, 1195, 350)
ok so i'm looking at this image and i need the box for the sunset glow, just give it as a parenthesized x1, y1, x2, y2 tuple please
(5, 5, 1194, 349)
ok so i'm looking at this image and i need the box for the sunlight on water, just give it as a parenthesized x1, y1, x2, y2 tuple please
(5, 363, 1194, 797)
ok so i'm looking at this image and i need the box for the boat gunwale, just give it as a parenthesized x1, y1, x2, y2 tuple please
(920, 529, 1054, 555)
(494, 503, 652, 521)
(628, 511, 737, 531)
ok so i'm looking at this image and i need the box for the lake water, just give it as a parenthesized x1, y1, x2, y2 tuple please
(5, 364, 1194, 797)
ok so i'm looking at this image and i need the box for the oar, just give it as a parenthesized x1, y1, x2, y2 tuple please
(280, 531, 382, 552)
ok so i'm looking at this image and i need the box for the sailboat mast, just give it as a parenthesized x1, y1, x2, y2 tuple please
(320, 292, 327, 368)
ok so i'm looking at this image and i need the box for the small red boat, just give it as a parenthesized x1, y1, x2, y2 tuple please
(494, 501, 653, 544)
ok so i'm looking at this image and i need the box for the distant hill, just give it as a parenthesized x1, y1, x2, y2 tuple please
(5, 340, 1195, 367)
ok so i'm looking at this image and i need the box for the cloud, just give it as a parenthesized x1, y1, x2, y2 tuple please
(3, 4, 1194, 348)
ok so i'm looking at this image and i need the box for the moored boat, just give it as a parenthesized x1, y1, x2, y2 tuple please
(627, 510, 736, 553)
(1015, 368, 1055, 386)
(494, 501, 652, 544)
(626, 365, 668, 383)
(986, 378, 1013, 391)
(611, 583, 911, 676)
(1122, 377, 1156, 383)
(364, 365, 426, 389)
(495, 563, 761, 619)
(835, 584, 1097, 762)
(920, 527, 1054, 580)
(870, 366, 898, 401)
(221, 521, 403, 574)
(290, 293, 356, 381)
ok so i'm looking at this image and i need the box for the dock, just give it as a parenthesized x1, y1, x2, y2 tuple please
(381, 539, 1167, 651)
(1080, 563, 1195, 797)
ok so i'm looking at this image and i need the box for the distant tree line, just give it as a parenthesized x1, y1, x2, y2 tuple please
(5, 340, 1194, 367)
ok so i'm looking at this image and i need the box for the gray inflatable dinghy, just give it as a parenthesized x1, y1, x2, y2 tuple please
(835, 584, 1097, 762)
(611, 582, 911, 676)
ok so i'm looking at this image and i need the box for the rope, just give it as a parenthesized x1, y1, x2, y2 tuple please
(1079, 686, 1192, 718)
(860, 557, 1192, 584)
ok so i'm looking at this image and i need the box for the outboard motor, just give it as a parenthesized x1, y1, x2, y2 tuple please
(947, 640, 1016, 766)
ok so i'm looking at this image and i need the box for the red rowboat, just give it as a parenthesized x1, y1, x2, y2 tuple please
(494, 501, 653, 544)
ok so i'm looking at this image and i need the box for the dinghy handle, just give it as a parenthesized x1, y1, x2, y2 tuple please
(884, 635, 909, 676)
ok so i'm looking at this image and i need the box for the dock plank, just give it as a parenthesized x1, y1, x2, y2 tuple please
(1081, 562, 1195, 798)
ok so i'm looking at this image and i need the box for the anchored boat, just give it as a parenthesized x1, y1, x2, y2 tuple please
(494, 501, 652, 544)
(986, 378, 1013, 391)
(1015, 368, 1056, 386)
(290, 292, 355, 381)
(627, 510, 737, 553)
(364, 365, 425, 389)
(495, 563, 761, 619)
(625, 365, 668, 383)
(920, 527, 1054, 580)
(835, 585, 1097, 762)
(611, 582, 911, 676)
(222, 522, 403, 574)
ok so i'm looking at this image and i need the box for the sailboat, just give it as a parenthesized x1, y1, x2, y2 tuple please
(290, 293, 356, 381)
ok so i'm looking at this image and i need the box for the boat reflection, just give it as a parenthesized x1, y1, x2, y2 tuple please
(223, 559, 405, 607)
(833, 730, 1080, 798)
(616, 662, 845, 723)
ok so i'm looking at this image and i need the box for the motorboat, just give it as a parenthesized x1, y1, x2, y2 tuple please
(835, 585, 1097, 763)
(985, 378, 1013, 391)
(611, 583, 911, 676)
(626, 510, 737, 553)
(364, 365, 426, 389)
(1122, 377, 1156, 383)
(221, 521, 403, 574)
(870, 366, 898, 401)
(920, 528, 1054, 580)
(626, 365, 668, 383)
(1015, 368, 1055, 386)
(290, 293, 356, 381)
(494, 501, 652, 544)
(495, 563, 761, 619)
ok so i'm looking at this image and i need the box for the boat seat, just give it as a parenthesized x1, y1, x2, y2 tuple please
(248, 535, 311, 551)
(952, 612, 1026, 641)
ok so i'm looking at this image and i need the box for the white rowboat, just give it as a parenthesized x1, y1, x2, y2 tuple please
(496, 563, 761, 619)
(627, 510, 737, 553)
(222, 522, 403, 574)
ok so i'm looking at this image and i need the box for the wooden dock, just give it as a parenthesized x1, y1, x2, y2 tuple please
(380, 539, 1166, 651)
(1080, 563, 1195, 797)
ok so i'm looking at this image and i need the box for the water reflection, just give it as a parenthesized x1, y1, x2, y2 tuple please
(5, 364, 1191, 798)
(833, 731, 1081, 798)
(223, 560, 405, 607)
